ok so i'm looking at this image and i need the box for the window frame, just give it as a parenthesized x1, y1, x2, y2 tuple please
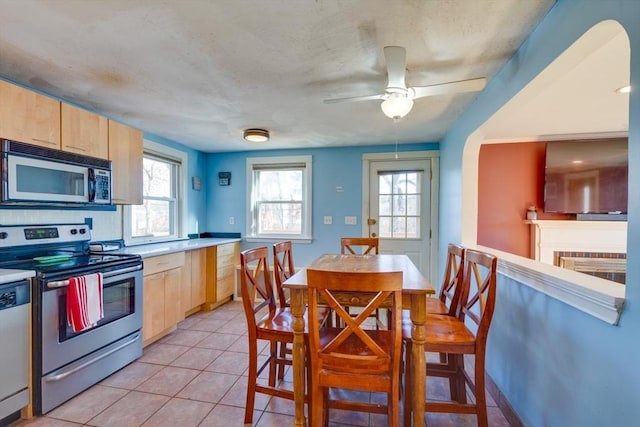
(245, 155, 313, 243)
(123, 140, 188, 245)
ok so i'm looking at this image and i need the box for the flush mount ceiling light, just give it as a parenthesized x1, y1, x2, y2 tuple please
(243, 128, 270, 142)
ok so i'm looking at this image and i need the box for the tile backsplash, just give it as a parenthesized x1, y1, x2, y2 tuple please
(0, 207, 123, 241)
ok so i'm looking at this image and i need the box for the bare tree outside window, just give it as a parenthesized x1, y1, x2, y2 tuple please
(131, 157, 177, 238)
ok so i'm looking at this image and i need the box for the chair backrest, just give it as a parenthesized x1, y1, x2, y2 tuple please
(240, 247, 276, 332)
(273, 240, 295, 308)
(340, 237, 380, 255)
(458, 249, 498, 345)
(438, 243, 466, 317)
(306, 268, 402, 375)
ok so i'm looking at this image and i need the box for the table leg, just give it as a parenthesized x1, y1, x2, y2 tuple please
(411, 294, 427, 427)
(290, 288, 306, 427)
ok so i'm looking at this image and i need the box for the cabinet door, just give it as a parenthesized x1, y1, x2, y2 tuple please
(191, 248, 207, 307)
(181, 252, 193, 314)
(164, 267, 184, 327)
(61, 103, 108, 158)
(143, 272, 165, 342)
(0, 80, 61, 148)
(216, 243, 239, 301)
(108, 120, 143, 204)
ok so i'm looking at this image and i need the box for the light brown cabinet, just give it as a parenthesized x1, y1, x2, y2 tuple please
(0, 80, 61, 148)
(61, 103, 108, 158)
(205, 242, 240, 309)
(142, 252, 185, 345)
(181, 249, 207, 315)
(108, 120, 143, 205)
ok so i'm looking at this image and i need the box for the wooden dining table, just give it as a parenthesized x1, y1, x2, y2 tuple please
(282, 253, 435, 427)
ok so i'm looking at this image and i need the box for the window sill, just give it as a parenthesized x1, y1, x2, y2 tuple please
(475, 245, 625, 325)
(245, 236, 312, 244)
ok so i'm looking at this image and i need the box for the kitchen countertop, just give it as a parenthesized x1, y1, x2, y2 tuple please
(118, 238, 241, 258)
(0, 268, 35, 285)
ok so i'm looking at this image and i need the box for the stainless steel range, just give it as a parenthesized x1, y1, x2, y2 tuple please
(0, 224, 143, 415)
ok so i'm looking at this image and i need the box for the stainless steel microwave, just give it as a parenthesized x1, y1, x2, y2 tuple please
(0, 139, 112, 206)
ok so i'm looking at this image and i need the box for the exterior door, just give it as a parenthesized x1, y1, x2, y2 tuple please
(363, 153, 439, 284)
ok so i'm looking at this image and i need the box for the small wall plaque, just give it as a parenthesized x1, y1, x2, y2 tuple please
(192, 176, 202, 191)
(218, 171, 231, 186)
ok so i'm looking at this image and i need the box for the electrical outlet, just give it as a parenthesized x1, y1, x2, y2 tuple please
(229, 216, 235, 225)
(324, 216, 333, 225)
(345, 216, 357, 225)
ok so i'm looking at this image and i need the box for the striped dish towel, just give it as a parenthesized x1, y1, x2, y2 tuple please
(66, 273, 104, 333)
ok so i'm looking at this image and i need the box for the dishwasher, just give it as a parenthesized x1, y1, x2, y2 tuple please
(0, 279, 30, 423)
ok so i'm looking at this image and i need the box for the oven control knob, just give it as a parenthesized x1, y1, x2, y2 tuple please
(79, 228, 86, 234)
(0, 232, 7, 239)
(70, 229, 78, 235)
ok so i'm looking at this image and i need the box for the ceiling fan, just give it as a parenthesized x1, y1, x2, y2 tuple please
(323, 46, 487, 120)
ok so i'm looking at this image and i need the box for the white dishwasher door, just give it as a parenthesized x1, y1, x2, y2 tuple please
(0, 280, 30, 421)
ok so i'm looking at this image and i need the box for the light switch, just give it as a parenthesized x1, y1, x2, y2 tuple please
(324, 216, 333, 225)
(229, 217, 235, 225)
(345, 216, 357, 225)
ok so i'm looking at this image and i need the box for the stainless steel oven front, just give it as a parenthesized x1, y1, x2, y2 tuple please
(33, 263, 143, 415)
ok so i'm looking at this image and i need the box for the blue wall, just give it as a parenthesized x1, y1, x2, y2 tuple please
(144, 132, 208, 237)
(204, 143, 436, 266)
(439, 1, 640, 426)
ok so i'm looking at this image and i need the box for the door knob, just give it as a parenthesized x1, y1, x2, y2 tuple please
(367, 218, 377, 225)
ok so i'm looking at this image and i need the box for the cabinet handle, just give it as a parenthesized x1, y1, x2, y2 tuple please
(31, 138, 56, 145)
(65, 145, 86, 152)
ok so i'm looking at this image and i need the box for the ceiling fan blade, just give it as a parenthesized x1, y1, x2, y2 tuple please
(323, 94, 385, 104)
(383, 46, 407, 89)
(411, 77, 487, 99)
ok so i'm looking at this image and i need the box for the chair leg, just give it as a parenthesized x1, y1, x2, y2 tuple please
(390, 376, 399, 427)
(474, 353, 489, 427)
(268, 340, 278, 387)
(452, 354, 467, 404)
(277, 342, 287, 380)
(244, 338, 258, 425)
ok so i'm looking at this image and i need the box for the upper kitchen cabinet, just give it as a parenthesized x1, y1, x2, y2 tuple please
(108, 120, 143, 205)
(0, 80, 61, 148)
(61, 103, 108, 159)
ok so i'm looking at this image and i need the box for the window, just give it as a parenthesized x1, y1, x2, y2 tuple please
(377, 170, 423, 238)
(246, 155, 312, 242)
(124, 141, 187, 244)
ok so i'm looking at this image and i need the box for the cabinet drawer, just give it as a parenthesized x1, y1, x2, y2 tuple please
(217, 264, 235, 280)
(217, 243, 236, 257)
(216, 276, 235, 300)
(144, 252, 185, 276)
(217, 252, 236, 268)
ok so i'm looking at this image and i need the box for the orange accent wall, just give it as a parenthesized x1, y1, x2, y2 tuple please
(477, 142, 572, 258)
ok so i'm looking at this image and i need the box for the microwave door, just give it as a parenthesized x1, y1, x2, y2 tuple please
(7, 155, 90, 203)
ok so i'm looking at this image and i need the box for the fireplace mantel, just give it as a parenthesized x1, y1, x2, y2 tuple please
(528, 220, 627, 264)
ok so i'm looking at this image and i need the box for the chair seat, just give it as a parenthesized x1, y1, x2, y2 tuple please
(402, 315, 476, 354)
(257, 306, 331, 337)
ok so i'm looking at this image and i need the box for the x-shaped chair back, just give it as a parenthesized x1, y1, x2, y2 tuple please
(273, 241, 295, 308)
(458, 249, 498, 342)
(240, 246, 276, 328)
(340, 237, 380, 255)
(439, 243, 466, 317)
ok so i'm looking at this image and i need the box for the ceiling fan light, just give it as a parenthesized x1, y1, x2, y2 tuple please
(381, 96, 413, 119)
(243, 128, 270, 142)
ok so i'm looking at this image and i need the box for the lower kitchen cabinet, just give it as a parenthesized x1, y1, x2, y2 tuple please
(142, 252, 185, 345)
(204, 242, 240, 310)
(181, 248, 207, 316)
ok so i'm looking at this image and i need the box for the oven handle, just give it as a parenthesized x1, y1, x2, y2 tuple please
(44, 331, 141, 382)
(47, 264, 142, 289)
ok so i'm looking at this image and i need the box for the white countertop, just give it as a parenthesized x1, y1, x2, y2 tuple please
(0, 268, 35, 285)
(118, 238, 241, 258)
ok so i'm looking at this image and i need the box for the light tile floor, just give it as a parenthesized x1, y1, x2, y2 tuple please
(12, 301, 512, 426)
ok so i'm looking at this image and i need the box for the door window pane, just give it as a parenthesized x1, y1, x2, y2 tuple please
(378, 170, 423, 239)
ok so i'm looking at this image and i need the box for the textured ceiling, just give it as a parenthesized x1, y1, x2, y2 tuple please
(0, 0, 555, 152)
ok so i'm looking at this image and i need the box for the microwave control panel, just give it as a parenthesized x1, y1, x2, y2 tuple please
(94, 170, 111, 202)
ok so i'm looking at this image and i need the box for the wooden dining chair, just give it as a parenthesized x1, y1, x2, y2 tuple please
(306, 268, 403, 426)
(340, 237, 379, 255)
(428, 243, 466, 316)
(402, 249, 498, 427)
(272, 240, 331, 380)
(239, 246, 303, 425)
(340, 237, 386, 328)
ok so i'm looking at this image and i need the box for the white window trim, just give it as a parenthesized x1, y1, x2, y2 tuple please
(245, 155, 313, 243)
(123, 140, 188, 245)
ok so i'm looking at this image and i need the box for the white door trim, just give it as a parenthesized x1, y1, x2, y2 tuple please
(362, 150, 440, 287)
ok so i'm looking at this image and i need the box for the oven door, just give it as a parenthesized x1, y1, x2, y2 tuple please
(39, 264, 142, 375)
